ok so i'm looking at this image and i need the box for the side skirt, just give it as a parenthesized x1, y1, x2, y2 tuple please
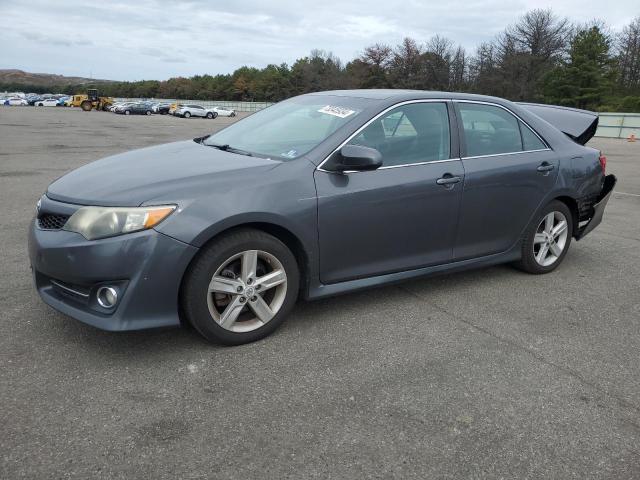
(305, 244, 522, 300)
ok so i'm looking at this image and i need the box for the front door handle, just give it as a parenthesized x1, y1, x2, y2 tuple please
(436, 175, 461, 186)
(537, 162, 555, 173)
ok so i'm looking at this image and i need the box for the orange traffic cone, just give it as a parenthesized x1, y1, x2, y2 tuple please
(629, 134, 637, 142)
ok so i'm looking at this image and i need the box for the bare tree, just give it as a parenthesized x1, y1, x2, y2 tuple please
(479, 9, 572, 100)
(617, 17, 640, 89)
(450, 46, 468, 90)
(424, 35, 454, 89)
(506, 9, 570, 59)
(389, 38, 426, 89)
(469, 41, 500, 95)
(362, 43, 393, 69)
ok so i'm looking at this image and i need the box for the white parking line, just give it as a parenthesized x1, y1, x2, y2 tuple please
(615, 191, 640, 197)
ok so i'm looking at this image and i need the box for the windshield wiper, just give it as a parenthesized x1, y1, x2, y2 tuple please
(206, 143, 253, 157)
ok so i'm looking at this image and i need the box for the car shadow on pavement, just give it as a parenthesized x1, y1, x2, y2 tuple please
(50, 263, 518, 356)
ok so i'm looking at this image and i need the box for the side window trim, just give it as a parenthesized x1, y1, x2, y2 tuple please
(317, 99, 458, 173)
(453, 100, 550, 159)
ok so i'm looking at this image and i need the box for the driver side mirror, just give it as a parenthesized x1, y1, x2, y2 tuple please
(333, 145, 383, 172)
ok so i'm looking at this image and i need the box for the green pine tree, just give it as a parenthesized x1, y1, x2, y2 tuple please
(544, 26, 617, 110)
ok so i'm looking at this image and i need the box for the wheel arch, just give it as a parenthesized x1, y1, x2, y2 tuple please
(180, 221, 311, 305)
(553, 195, 579, 237)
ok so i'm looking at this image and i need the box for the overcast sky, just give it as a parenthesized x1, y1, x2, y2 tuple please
(0, 0, 637, 81)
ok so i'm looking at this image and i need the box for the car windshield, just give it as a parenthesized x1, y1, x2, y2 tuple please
(203, 96, 366, 160)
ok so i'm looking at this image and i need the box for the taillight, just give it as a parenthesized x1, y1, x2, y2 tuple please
(598, 152, 607, 175)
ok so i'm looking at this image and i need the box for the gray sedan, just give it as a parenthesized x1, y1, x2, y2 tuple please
(28, 90, 615, 345)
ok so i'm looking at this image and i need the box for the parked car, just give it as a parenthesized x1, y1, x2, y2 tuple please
(26, 95, 43, 105)
(152, 103, 172, 115)
(115, 103, 152, 115)
(210, 106, 236, 117)
(6, 98, 28, 106)
(35, 98, 59, 107)
(29, 90, 616, 345)
(174, 104, 217, 118)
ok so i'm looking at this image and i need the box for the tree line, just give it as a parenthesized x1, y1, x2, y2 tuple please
(4, 9, 640, 111)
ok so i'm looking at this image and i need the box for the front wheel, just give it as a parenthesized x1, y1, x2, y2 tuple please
(514, 200, 573, 274)
(206, 112, 213, 119)
(146, 110, 151, 115)
(184, 112, 191, 118)
(124, 110, 130, 115)
(181, 229, 299, 345)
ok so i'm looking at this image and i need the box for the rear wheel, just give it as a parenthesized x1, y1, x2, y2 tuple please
(206, 112, 214, 119)
(80, 100, 93, 111)
(514, 200, 572, 274)
(181, 229, 299, 345)
(124, 110, 130, 115)
(146, 110, 151, 115)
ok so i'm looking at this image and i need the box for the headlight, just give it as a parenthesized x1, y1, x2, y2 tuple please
(63, 205, 176, 240)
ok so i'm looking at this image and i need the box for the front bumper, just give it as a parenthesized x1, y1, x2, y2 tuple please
(576, 174, 617, 240)
(28, 216, 198, 331)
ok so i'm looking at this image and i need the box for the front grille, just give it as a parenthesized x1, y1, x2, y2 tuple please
(38, 214, 70, 230)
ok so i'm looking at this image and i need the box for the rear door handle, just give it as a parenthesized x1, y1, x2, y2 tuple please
(436, 175, 461, 186)
(537, 163, 555, 172)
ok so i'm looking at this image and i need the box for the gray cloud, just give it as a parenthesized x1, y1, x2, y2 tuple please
(0, 0, 637, 81)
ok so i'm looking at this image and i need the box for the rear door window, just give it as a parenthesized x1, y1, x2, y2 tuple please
(458, 103, 522, 156)
(458, 103, 547, 157)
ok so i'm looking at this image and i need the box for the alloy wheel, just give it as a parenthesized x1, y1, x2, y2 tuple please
(207, 250, 287, 333)
(533, 211, 569, 267)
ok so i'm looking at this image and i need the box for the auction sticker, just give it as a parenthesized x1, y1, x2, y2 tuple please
(317, 105, 356, 118)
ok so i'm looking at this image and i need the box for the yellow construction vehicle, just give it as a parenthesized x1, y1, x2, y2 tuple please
(68, 89, 114, 111)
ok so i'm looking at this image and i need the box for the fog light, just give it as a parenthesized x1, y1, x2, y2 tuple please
(96, 286, 118, 308)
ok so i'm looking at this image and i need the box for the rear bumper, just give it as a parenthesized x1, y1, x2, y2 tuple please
(29, 219, 198, 331)
(576, 174, 617, 240)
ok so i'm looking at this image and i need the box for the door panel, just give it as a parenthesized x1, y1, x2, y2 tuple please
(315, 161, 464, 284)
(453, 101, 558, 260)
(455, 150, 558, 260)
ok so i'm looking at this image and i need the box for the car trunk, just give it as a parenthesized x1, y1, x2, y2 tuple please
(517, 103, 598, 145)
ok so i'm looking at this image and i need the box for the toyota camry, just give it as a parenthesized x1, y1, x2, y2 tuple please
(29, 90, 616, 345)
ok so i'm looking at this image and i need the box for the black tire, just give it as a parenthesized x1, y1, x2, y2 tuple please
(80, 100, 93, 111)
(230, 112, 236, 117)
(514, 200, 573, 274)
(206, 112, 213, 119)
(181, 229, 300, 345)
(146, 110, 151, 115)
(124, 110, 130, 115)
(184, 111, 191, 118)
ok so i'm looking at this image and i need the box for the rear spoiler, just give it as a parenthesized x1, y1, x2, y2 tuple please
(517, 102, 598, 145)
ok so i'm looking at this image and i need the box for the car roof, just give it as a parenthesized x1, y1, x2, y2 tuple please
(307, 89, 511, 105)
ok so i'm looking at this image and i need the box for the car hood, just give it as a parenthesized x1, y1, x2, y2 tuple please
(47, 140, 281, 206)
(517, 102, 598, 145)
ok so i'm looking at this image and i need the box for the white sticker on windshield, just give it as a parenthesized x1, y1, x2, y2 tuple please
(317, 105, 356, 118)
